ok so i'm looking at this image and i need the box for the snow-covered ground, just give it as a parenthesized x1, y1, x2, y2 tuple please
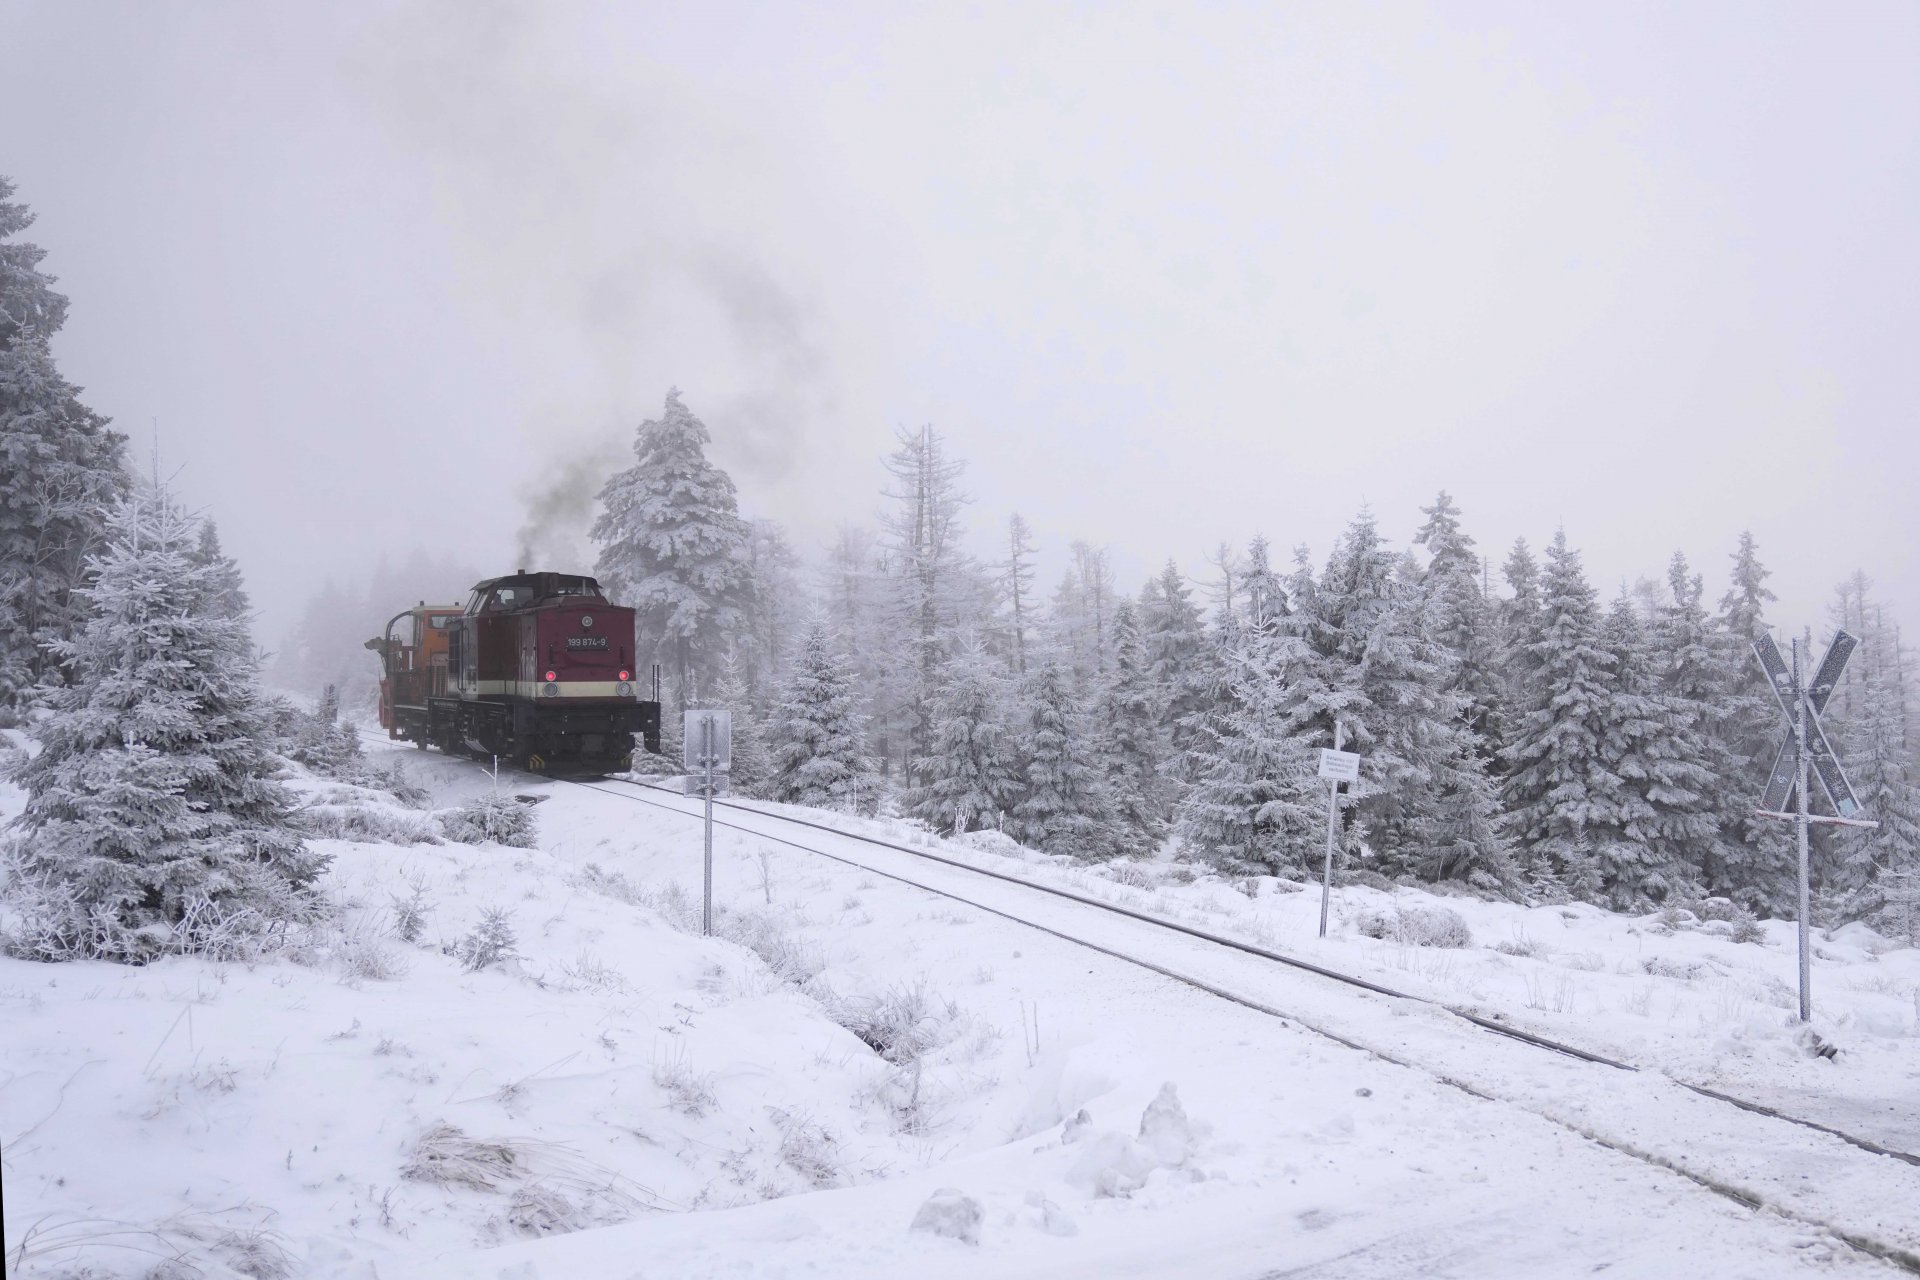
(2, 732, 1916, 1279)
(714, 792, 1920, 1151)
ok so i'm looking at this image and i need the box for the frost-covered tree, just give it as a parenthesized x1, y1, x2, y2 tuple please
(998, 513, 1038, 674)
(1139, 560, 1208, 760)
(592, 389, 753, 713)
(1, 175, 69, 344)
(711, 650, 771, 798)
(1652, 552, 1742, 892)
(289, 683, 365, 777)
(1593, 594, 1707, 907)
(0, 181, 128, 713)
(1174, 618, 1317, 872)
(1239, 535, 1286, 631)
(1712, 531, 1795, 912)
(877, 425, 980, 781)
(1009, 660, 1112, 858)
(769, 620, 878, 814)
(1092, 599, 1172, 857)
(192, 520, 250, 622)
(1416, 492, 1503, 758)
(5, 487, 321, 961)
(1501, 530, 1616, 894)
(736, 518, 802, 707)
(1824, 585, 1920, 916)
(1287, 511, 1511, 887)
(905, 641, 1020, 834)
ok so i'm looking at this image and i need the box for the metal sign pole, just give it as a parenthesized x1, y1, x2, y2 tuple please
(1318, 719, 1345, 939)
(1792, 636, 1812, 1022)
(702, 714, 715, 938)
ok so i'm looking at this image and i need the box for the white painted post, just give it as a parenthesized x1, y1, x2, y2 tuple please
(1318, 719, 1345, 939)
(1792, 636, 1812, 1022)
(701, 714, 716, 938)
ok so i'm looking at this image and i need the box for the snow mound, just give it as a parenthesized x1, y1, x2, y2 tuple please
(909, 1188, 983, 1245)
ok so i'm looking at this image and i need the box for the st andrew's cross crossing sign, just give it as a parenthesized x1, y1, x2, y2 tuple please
(1752, 632, 1860, 818)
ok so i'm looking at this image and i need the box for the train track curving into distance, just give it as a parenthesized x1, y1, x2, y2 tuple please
(535, 769, 1920, 1272)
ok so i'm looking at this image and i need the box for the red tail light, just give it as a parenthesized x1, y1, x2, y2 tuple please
(544, 670, 557, 682)
(618, 669, 630, 681)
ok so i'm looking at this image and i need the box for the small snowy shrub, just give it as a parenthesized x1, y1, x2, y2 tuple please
(336, 925, 409, 983)
(652, 1046, 718, 1117)
(1493, 929, 1544, 958)
(453, 908, 519, 972)
(403, 1122, 525, 1191)
(771, 1107, 846, 1189)
(1106, 864, 1154, 891)
(297, 801, 441, 845)
(391, 879, 432, 944)
(439, 793, 538, 848)
(1353, 908, 1396, 941)
(1399, 907, 1472, 948)
(1352, 905, 1471, 948)
(1641, 956, 1707, 981)
(375, 761, 432, 809)
(717, 909, 824, 985)
(834, 982, 950, 1066)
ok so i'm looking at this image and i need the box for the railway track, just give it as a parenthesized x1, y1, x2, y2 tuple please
(556, 772, 1920, 1274)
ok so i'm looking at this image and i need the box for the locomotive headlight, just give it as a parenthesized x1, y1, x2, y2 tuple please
(542, 683, 559, 698)
(616, 681, 632, 696)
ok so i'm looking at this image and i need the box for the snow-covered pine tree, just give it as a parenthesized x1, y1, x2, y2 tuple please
(1173, 613, 1318, 873)
(998, 514, 1038, 674)
(877, 425, 979, 783)
(1288, 511, 1512, 888)
(1495, 537, 1544, 741)
(592, 389, 754, 716)
(711, 649, 771, 799)
(0, 181, 128, 713)
(1415, 492, 1504, 760)
(1500, 530, 1617, 897)
(1092, 599, 1171, 857)
(6, 486, 321, 961)
(904, 640, 1020, 834)
(1652, 552, 1741, 893)
(1240, 535, 1286, 631)
(1825, 590, 1920, 918)
(1, 175, 70, 343)
(1009, 659, 1113, 859)
(290, 683, 364, 777)
(1593, 593, 1705, 907)
(1139, 560, 1208, 761)
(736, 518, 802, 708)
(1712, 531, 1795, 913)
(769, 620, 878, 814)
(193, 520, 250, 622)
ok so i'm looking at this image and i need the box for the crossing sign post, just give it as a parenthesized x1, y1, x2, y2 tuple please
(684, 709, 733, 936)
(1317, 721, 1357, 939)
(1751, 630, 1877, 1022)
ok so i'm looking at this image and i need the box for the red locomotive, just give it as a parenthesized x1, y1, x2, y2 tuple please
(367, 570, 662, 774)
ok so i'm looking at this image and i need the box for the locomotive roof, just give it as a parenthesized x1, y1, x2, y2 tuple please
(465, 571, 610, 613)
(469, 571, 605, 593)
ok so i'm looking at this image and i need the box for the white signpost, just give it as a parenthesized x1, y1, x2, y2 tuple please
(684, 710, 733, 936)
(1751, 630, 1877, 1021)
(1317, 723, 1357, 938)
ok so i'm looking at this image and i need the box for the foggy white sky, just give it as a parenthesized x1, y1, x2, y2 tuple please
(5, 0, 1917, 643)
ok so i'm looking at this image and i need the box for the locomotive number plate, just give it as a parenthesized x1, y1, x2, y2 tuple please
(566, 636, 609, 650)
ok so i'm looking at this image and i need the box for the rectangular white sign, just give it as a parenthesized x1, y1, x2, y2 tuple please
(683, 709, 733, 773)
(1318, 748, 1360, 782)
